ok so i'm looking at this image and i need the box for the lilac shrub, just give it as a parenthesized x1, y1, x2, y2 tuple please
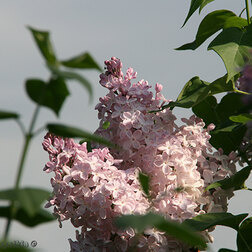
(43, 57, 238, 251)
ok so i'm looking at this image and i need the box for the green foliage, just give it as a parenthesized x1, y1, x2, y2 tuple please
(0, 111, 19, 120)
(199, 0, 214, 13)
(138, 172, 150, 196)
(182, 0, 215, 27)
(115, 213, 206, 248)
(0, 206, 55, 227)
(177, 10, 238, 50)
(28, 26, 57, 65)
(178, 10, 247, 51)
(47, 123, 116, 148)
(229, 113, 252, 124)
(0, 187, 51, 217)
(25, 78, 69, 116)
(183, 212, 248, 231)
(28, 27, 102, 102)
(61, 52, 102, 71)
(208, 24, 252, 81)
(153, 74, 235, 112)
(237, 217, 252, 251)
(192, 93, 248, 154)
(48, 65, 93, 101)
(1, 25, 102, 241)
(206, 166, 252, 191)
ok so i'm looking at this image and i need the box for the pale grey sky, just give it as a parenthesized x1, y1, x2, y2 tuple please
(0, 1, 251, 251)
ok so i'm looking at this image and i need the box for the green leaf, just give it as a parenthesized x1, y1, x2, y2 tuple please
(206, 166, 252, 191)
(208, 24, 252, 81)
(183, 212, 248, 232)
(199, 0, 214, 13)
(61, 52, 102, 71)
(229, 114, 252, 124)
(208, 74, 236, 94)
(237, 217, 252, 251)
(0, 187, 51, 217)
(48, 65, 93, 101)
(115, 213, 206, 248)
(210, 126, 246, 154)
(223, 16, 248, 29)
(47, 123, 116, 148)
(177, 10, 236, 50)
(0, 206, 55, 227)
(25, 78, 69, 116)
(157, 74, 235, 111)
(163, 76, 210, 109)
(0, 111, 19, 120)
(138, 172, 150, 196)
(28, 26, 57, 65)
(215, 93, 245, 121)
(183, 0, 207, 27)
(193, 93, 248, 154)
(192, 96, 219, 125)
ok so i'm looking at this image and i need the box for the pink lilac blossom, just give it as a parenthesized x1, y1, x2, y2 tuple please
(43, 57, 238, 252)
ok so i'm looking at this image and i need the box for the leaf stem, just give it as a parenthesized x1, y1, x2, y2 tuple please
(245, 0, 251, 25)
(33, 125, 45, 137)
(15, 119, 26, 136)
(3, 105, 40, 240)
(235, 89, 250, 95)
(239, 7, 246, 17)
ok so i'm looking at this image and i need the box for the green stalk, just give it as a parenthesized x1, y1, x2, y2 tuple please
(3, 105, 40, 240)
(245, 0, 251, 25)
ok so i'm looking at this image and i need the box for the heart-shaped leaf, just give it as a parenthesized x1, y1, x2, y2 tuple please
(208, 24, 252, 81)
(25, 78, 69, 116)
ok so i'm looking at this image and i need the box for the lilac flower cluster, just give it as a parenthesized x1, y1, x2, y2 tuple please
(43, 57, 237, 251)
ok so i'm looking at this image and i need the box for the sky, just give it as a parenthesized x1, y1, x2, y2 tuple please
(0, 1, 252, 251)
